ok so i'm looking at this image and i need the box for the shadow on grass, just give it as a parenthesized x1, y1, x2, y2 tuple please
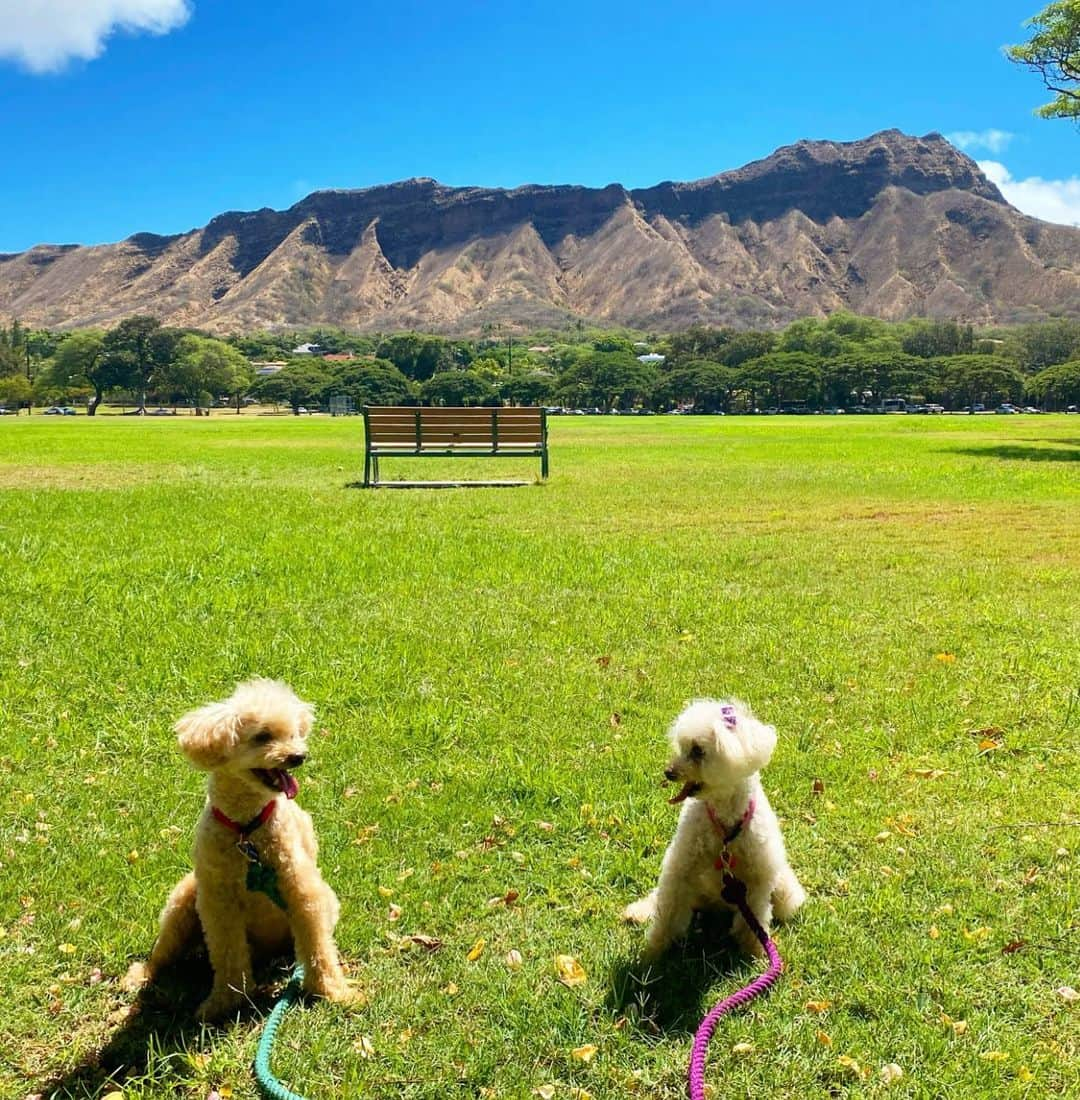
(606, 912, 757, 1036)
(38, 956, 285, 1099)
(948, 444, 1080, 463)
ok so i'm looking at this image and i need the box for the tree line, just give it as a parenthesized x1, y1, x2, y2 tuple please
(2, 313, 1080, 415)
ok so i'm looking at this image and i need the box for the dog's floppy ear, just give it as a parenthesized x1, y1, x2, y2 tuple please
(174, 702, 241, 770)
(714, 703, 777, 774)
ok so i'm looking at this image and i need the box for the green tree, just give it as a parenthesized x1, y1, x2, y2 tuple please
(165, 335, 254, 411)
(324, 359, 415, 407)
(1007, 1, 1080, 121)
(936, 355, 1025, 410)
(255, 362, 331, 413)
(0, 373, 31, 409)
(46, 330, 115, 414)
(1027, 360, 1080, 407)
(500, 370, 556, 406)
(101, 316, 181, 413)
(652, 361, 736, 412)
(420, 370, 493, 406)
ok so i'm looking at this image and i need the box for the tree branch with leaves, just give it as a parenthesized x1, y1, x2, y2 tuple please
(1007, 1, 1080, 121)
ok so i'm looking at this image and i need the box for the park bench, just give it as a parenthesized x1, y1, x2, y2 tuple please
(361, 406, 549, 487)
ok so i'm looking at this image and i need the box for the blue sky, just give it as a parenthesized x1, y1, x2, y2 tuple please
(1, 1, 1077, 253)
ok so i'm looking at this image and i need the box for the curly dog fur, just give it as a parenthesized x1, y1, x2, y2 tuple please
(122, 679, 354, 1020)
(624, 698, 805, 959)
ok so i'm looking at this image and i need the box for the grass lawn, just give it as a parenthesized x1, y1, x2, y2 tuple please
(0, 412, 1077, 1099)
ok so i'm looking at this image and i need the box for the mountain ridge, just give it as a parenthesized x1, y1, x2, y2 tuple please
(2, 129, 1077, 333)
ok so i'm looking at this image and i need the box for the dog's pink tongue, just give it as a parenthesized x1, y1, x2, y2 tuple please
(668, 782, 696, 806)
(278, 770, 299, 800)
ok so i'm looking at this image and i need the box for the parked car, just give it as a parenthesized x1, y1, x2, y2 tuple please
(44, 405, 77, 415)
(0, 406, 14, 415)
(995, 404, 1018, 414)
(1067, 405, 1078, 414)
(1022, 406, 1043, 414)
(925, 404, 945, 414)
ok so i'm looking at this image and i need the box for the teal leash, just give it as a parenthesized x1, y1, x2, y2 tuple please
(253, 965, 309, 1100)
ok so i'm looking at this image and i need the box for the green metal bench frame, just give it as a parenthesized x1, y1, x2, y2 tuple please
(362, 406, 549, 487)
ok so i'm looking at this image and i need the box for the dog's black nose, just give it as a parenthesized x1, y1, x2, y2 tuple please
(285, 754, 307, 769)
(664, 767, 678, 782)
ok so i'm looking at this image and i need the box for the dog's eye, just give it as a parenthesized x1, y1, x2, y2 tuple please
(253, 731, 273, 745)
(689, 745, 705, 762)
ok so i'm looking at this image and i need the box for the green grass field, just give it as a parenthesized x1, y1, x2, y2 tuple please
(1, 413, 1077, 1099)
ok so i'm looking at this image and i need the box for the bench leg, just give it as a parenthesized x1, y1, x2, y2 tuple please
(364, 450, 372, 488)
(541, 449, 549, 479)
(372, 455, 380, 486)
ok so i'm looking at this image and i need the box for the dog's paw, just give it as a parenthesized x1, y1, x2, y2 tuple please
(196, 991, 243, 1022)
(304, 975, 361, 1005)
(622, 895, 656, 925)
(120, 961, 150, 993)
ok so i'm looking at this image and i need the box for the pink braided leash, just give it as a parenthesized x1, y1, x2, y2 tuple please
(687, 875, 784, 1100)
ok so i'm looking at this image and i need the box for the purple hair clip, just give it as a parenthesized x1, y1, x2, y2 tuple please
(720, 704, 738, 729)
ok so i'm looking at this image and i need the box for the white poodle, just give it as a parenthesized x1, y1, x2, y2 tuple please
(624, 698, 805, 958)
(123, 679, 355, 1020)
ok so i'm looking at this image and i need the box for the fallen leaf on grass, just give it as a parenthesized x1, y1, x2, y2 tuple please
(962, 927, 991, 942)
(534, 1086, 556, 1100)
(556, 955, 587, 987)
(732, 1041, 755, 1055)
(811, 778, 825, 795)
(506, 949, 523, 969)
(404, 934, 443, 952)
(1001, 940, 1026, 955)
(595, 656, 611, 668)
(572, 1044, 598, 1062)
(387, 904, 403, 922)
(1021, 867, 1039, 886)
(353, 1035, 375, 1058)
(979, 1051, 1008, 1062)
(804, 1000, 831, 1014)
(570, 1090, 593, 1100)
(467, 939, 486, 962)
(977, 739, 1001, 754)
(879, 1063, 904, 1084)
(933, 653, 956, 663)
(910, 768, 946, 780)
(837, 1055, 870, 1079)
(929, 925, 940, 940)
(815, 1030, 832, 1046)
(1056, 986, 1079, 1003)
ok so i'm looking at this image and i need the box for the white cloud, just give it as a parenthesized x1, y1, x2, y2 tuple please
(945, 129, 1015, 155)
(0, 0, 191, 73)
(979, 160, 1080, 227)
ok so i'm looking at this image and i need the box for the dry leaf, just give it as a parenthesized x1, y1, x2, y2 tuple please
(804, 999, 832, 1014)
(1001, 940, 1026, 954)
(570, 1090, 593, 1100)
(572, 1044, 598, 1062)
(534, 1086, 556, 1100)
(811, 778, 825, 795)
(951, 1020, 968, 1036)
(979, 1051, 1008, 1062)
(405, 934, 443, 952)
(815, 1030, 832, 1046)
(1056, 986, 1079, 1003)
(977, 738, 1001, 753)
(732, 1041, 755, 1054)
(536, 821, 555, 832)
(609, 712, 622, 729)
(929, 925, 940, 940)
(387, 904, 403, 922)
(353, 1035, 375, 1058)
(837, 1055, 868, 1078)
(933, 653, 956, 663)
(879, 1063, 904, 1084)
(962, 926, 991, 942)
(595, 656, 611, 668)
(556, 954, 587, 987)
(377, 885, 392, 898)
(506, 949, 523, 969)
(1017, 1066, 1034, 1083)
(467, 939, 486, 962)
(911, 768, 945, 779)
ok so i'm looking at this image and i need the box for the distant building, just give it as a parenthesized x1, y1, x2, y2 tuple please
(252, 361, 287, 376)
(637, 353, 665, 364)
(291, 343, 323, 356)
